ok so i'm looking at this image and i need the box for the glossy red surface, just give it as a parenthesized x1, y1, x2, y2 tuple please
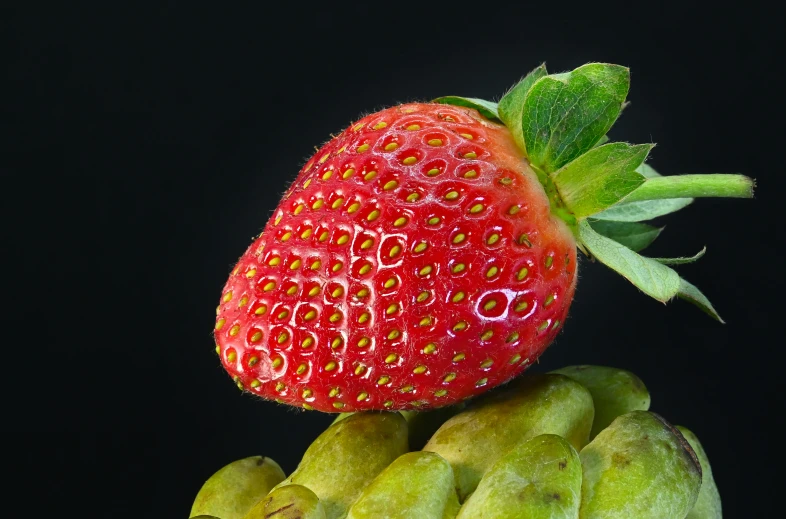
(215, 103, 577, 412)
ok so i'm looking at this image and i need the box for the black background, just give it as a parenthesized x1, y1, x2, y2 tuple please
(4, 3, 784, 518)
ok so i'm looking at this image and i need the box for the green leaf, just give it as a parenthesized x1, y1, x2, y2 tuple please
(432, 96, 500, 121)
(522, 63, 630, 173)
(636, 163, 661, 178)
(591, 197, 693, 222)
(551, 143, 651, 218)
(593, 134, 610, 148)
(678, 277, 724, 323)
(588, 220, 663, 252)
(653, 247, 706, 265)
(497, 63, 548, 154)
(577, 220, 679, 302)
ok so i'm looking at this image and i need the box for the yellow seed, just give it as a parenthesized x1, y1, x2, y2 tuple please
(356, 391, 369, 402)
(331, 197, 344, 209)
(367, 209, 380, 221)
(353, 122, 365, 131)
(275, 382, 285, 391)
(402, 156, 417, 165)
(476, 378, 488, 387)
(215, 318, 226, 330)
(364, 170, 378, 181)
(470, 203, 484, 213)
(302, 403, 313, 410)
(347, 202, 360, 214)
(255, 305, 267, 315)
(324, 361, 337, 371)
(545, 255, 554, 268)
(289, 259, 301, 270)
(508, 205, 520, 215)
(223, 291, 233, 303)
(342, 168, 355, 179)
(387, 329, 400, 340)
(303, 178, 312, 188)
(386, 303, 399, 315)
(416, 291, 430, 302)
(250, 379, 261, 388)
(406, 124, 420, 130)
(312, 199, 324, 210)
(389, 245, 402, 257)
(452, 291, 465, 303)
(553, 320, 561, 329)
(483, 300, 497, 311)
(418, 265, 433, 276)
(304, 310, 316, 321)
(481, 359, 494, 369)
(280, 232, 291, 241)
(434, 389, 447, 397)
(464, 151, 477, 159)
(357, 143, 370, 152)
(486, 266, 499, 278)
(318, 230, 329, 242)
(322, 170, 333, 180)
(452, 233, 466, 244)
(453, 353, 466, 362)
(507, 332, 520, 342)
(377, 375, 391, 385)
(361, 238, 374, 249)
(268, 256, 281, 266)
(246, 356, 258, 367)
(383, 278, 397, 290)
(423, 343, 437, 354)
(385, 353, 398, 363)
(427, 168, 440, 176)
(319, 152, 330, 164)
(384, 400, 393, 407)
(373, 121, 387, 130)
(263, 281, 276, 292)
(272, 357, 283, 369)
(244, 268, 257, 278)
(514, 301, 529, 312)
(337, 145, 346, 154)
(509, 353, 521, 364)
(337, 234, 349, 245)
(277, 332, 289, 344)
(274, 214, 282, 225)
(216, 305, 220, 315)
(286, 285, 297, 296)
(400, 385, 414, 393)
(277, 310, 289, 320)
(452, 263, 465, 274)
(427, 217, 440, 225)
(384, 142, 398, 151)
(358, 263, 372, 275)
(354, 364, 366, 375)
(481, 330, 493, 340)
(331, 337, 343, 349)
(393, 216, 408, 227)
(227, 350, 237, 362)
(419, 316, 433, 326)
(413, 365, 427, 374)
(453, 321, 467, 332)
(302, 388, 313, 398)
(383, 180, 399, 191)
(357, 336, 370, 347)
(517, 267, 529, 280)
(238, 296, 248, 307)
(331, 286, 344, 298)
(302, 336, 314, 348)
(538, 321, 550, 331)
(358, 313, 370, 324)
(329, 312, 342, 323)
(329, 387, 341, 397)
(250, 331, 263, 342)
(333, 401, 345, 409)
(307, 286, 319, 297)
(356, 287, 369, 297)
(443, 373, 456, 383)
(459, 133, 473, 140)
(427, 138, 443, 146)
(444, 190, 459, 200)
(487, 233, 500, 245)
(414, 242, 428, 253)
(545, 294, 555, 306)
(296, 364, 307, 375)
(463, 169, 478, 178)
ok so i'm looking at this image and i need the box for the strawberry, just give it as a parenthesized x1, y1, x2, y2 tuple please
(213, 63, 753, 412)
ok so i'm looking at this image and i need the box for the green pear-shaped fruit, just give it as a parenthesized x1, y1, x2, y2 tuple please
(190, 456, 285, 519)
(677, 426, 722, 519)
(274, 412, 409, 519)
(550, 365, 650, 439)
(457, 434, 581, 519)
(579, 411, 702, 518)
(347, 451, 460, 519)
(423, 373, 594, 501)
(243, 484, 326, 519)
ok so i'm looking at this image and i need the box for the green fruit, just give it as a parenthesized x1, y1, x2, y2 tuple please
(677, 426, 722, 519)
(550, 365, 650, 439)
(243, 484, 326, 519)
(401, 404, 467, 451)
(190, 456, 285, 519)
(423, 373, 594, 501)
(191, 516, 221, 519)
(579, 411, 702, 518)
(457, 434, 581, 519)
(274, 412, 409, 519)
(347, 452, 460, 519)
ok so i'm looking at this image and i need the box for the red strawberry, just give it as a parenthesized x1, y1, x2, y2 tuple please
(213, 63, 752, 412)
(216, 103, 576, 412)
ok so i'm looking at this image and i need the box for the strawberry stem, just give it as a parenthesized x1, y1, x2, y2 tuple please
(622, 174, 754, 203)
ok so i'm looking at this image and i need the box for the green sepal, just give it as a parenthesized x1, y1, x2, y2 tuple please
(591, 197, 694, 222)
(432, 96, 500, 121)
(522, 63, 630, 173)
(577, 220, 679, 302)
(551, 142, 651, 218)
(678, 278, 724, 323)
(588, 219, 663, 252)
(497, 63, 548, 154)
(654, 247, 706, 265)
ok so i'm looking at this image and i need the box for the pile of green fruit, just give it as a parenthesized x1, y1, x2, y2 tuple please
(189, 365, 720, 519)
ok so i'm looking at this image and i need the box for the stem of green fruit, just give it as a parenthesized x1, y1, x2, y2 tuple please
(622, 174, 754, 203)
